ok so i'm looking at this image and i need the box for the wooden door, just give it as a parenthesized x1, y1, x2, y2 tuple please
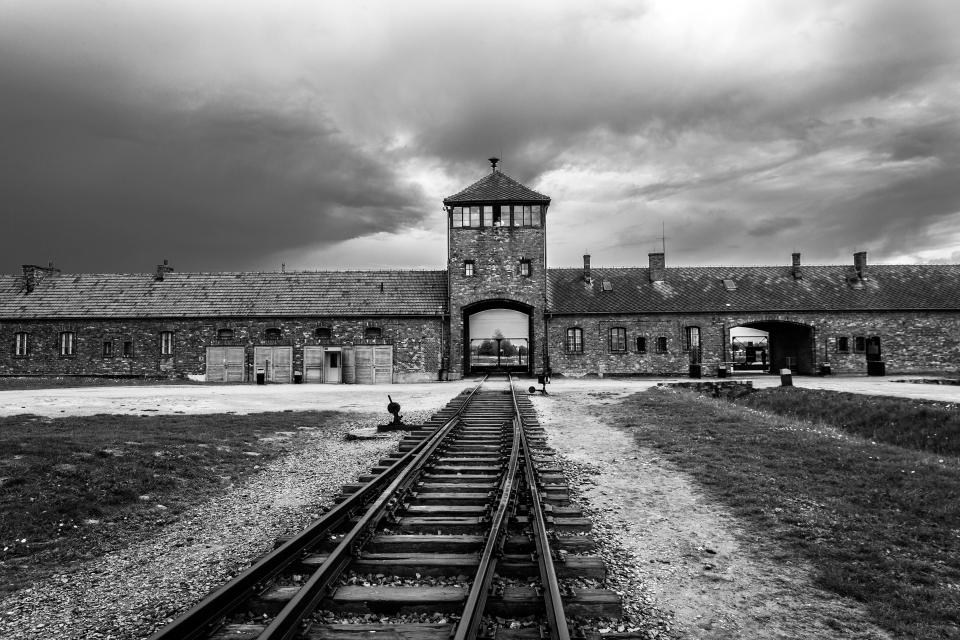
(206, 347, 245, 382)
(304, 346, 324, 382)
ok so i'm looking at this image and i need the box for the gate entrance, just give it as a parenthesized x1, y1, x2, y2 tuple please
(464, 304, 531, 375)
(730, 321, 815, 375)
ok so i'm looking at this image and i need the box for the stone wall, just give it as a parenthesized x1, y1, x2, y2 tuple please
(546, 311, 960, 377)
(447, 224, 547, 377)
(0, 316, 444, 382)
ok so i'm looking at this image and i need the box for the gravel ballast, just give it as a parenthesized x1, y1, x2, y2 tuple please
(0, 411, 436, 640)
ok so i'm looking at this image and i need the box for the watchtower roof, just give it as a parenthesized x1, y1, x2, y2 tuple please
(443, 169, 550, 205)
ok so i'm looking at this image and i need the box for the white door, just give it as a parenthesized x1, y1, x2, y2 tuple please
(323, 349, 341, 383)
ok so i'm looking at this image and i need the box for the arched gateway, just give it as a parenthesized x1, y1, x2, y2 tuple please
(443, 158, 550, 378)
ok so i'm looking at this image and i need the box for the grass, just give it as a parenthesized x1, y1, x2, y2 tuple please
(607, 387, 960, 640)
(0, 410, 351, 593)
(735, 387, 960, 456)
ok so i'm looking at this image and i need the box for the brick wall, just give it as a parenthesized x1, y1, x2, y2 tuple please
(547, 311, 960, 377)
(0, 316, 444, 382)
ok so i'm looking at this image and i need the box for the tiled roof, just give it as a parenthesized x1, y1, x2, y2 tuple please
(443, 170, 551, 205)
(0, 271, 448, 319)
(547, 265, 960, 314)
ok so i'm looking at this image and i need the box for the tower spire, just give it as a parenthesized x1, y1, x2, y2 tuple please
(488, 157, 500, 172)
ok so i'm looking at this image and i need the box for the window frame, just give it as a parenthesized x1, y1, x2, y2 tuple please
(217, 328, 235, 342)
(14, 332, 29, 357)
(59, 331, 75, 357)
(160, 331, 174, 356)
(608, 327, 627, 353)
(656, 336, 668, 353)
(102, 340, 114, 358)
(565, 327, 583, 353)
(315, 327, 331, 340)
(837, 336, 850, 353)
(264, 327, 282, 341)
(122, 340, 134, 358)
(364, 326, 382, 341)
(636, 336, 647, 353)
(519, 259, 531, 277)
(464, 260, 475, 277)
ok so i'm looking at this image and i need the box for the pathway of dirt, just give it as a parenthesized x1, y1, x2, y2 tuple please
(530, 385, 892, 640)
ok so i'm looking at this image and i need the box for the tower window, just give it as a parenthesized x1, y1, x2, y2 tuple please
(519, 260, 531, 277)
(464, 260, 475, 277)
(512, 205, 542, 227)
(565, 328, 583, 353)
(494, 206, 507, 226)
(608, 327, 626, 352)
(482, 206, 494, 227)
(14, 332, 29, 357)
(469, 206, 481, 228)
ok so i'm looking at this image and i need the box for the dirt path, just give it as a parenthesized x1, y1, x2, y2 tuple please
(530, 385, 892, 640)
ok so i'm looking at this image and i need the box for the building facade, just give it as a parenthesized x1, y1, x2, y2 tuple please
(3, 161, 959, 381)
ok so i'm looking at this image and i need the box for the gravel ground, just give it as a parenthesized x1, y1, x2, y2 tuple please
(0, 410, 436, 640)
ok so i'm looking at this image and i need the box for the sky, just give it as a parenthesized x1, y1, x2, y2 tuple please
(2, 0, 959, 275)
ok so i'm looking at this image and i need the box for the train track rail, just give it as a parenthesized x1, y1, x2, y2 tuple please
(149, 375, 623, 640)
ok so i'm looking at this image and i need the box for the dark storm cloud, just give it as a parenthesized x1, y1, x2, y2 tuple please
(0, 27, 426, 273)
(1, 0, 959, 272)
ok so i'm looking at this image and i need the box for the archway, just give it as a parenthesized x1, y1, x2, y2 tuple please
(463, 300, 533, 375)
(731, 320, 815, 375)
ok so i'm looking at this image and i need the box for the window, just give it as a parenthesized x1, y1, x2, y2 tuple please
(365, 327, 382, 340)
(264, 327, 282, 341)
(636, 336, 647, 353)
(469, 206, 481, 228)
(656, 336, 668, 353)
(685, 326, 701, 351)
(14, 332, 29, 356)
(102, 341, 114, 358)
(608, 327, 627, 352)
(160, 331, 174, 356)
(482, 205, 494, 228)
(451, 207, 466, 228)
(854, 336, 866, 353)
(59, 331, 75, 356)
(315, 327, 331, 340)
(519, 260, 531, 277)
(512, 205, 543, 227)
(464, 260, 475, 277)
(494, 206, 506, 226)
(837, 337, 849, 353)
(217, 328, 234, 341)
(122, 340, 134, 358)
(565, 328, 583, 353)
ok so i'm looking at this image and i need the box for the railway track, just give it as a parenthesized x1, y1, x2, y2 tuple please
(149, 375, 625, 640)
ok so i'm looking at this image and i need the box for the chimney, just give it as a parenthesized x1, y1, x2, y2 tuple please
(155, 259, 174, 281)
(791, 252, 802, 279)
(649, 252, 665, 282)
(853, 251, 867, 279)
(22, 263, 60, 293)
(583, 254, 592, 283)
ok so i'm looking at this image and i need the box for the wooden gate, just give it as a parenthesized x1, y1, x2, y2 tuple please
(253, 346, 293, 383)
(206, 346, 245, 382)
(354, 345, 393, 384)
(304, 346, 325, 382)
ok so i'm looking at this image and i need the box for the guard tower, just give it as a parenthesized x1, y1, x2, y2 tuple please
(443, 158, 550, 378)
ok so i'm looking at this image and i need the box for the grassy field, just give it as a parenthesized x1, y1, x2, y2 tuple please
(608, 387, 960, 640)
(736, 386, 960, 456)
(0, 410, 346, 593)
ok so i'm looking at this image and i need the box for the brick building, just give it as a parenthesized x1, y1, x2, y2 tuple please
(2, 160, 959, 381)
